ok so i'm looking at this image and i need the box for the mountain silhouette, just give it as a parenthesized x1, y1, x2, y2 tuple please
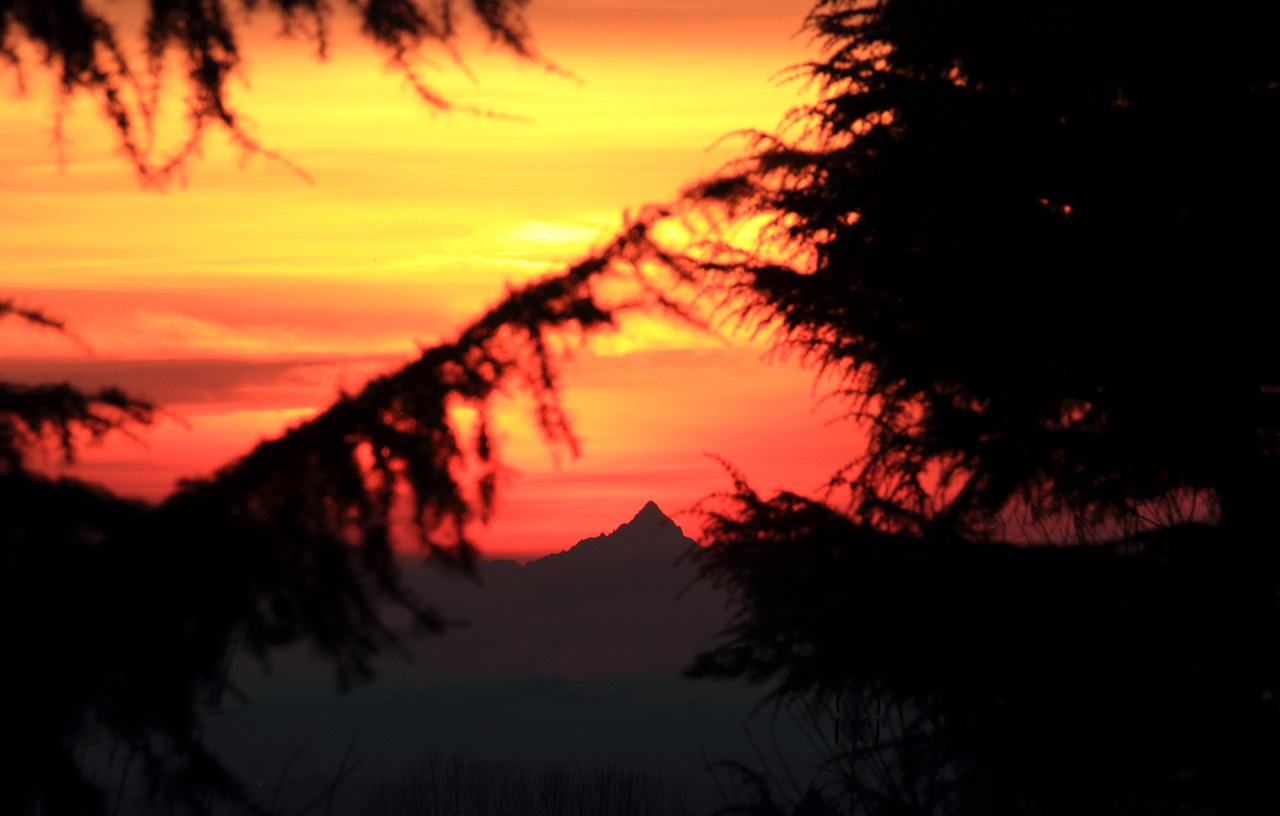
(521, 500, 696, 586)
(391, 500, 725, 681)
(236, 501, 728, 690)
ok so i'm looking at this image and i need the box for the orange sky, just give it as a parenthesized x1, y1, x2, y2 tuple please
(1, 0, 864, 559)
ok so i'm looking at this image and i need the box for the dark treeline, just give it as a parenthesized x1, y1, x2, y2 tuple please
(361, 753, 692, 816)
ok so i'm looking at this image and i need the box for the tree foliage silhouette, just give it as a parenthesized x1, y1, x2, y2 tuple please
(1, 219, 679, 816)
(0, 0, 555, 184)
(10, 0, 1280, 814)
(675, 1, 1280, 813)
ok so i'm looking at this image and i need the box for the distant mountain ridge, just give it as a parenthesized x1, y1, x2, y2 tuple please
(236, 501, 728, 691)
(520, 500, 698, 584)
(388, 500, 724, 682)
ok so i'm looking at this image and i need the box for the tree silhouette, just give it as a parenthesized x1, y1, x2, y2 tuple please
(676, 1, 1280, 814)
(0, 0, 558, 185)
(10, 0, 1280, 814)
(2, 218, 681, 816)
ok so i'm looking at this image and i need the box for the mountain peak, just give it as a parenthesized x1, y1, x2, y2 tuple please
(517, 500, 694, 577)
(628, 500, 669, 526)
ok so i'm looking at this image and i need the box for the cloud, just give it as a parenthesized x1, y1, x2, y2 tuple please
(583, 313, 728, 356)
(0, 356, 408, 411)
(114, 310, 424, 358)
(0, 283, 453, 362)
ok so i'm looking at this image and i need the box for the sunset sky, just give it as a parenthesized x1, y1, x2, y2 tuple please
(1, 0, 863, 558)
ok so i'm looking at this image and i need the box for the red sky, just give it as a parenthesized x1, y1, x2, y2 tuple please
(1, 0, 864, 559)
